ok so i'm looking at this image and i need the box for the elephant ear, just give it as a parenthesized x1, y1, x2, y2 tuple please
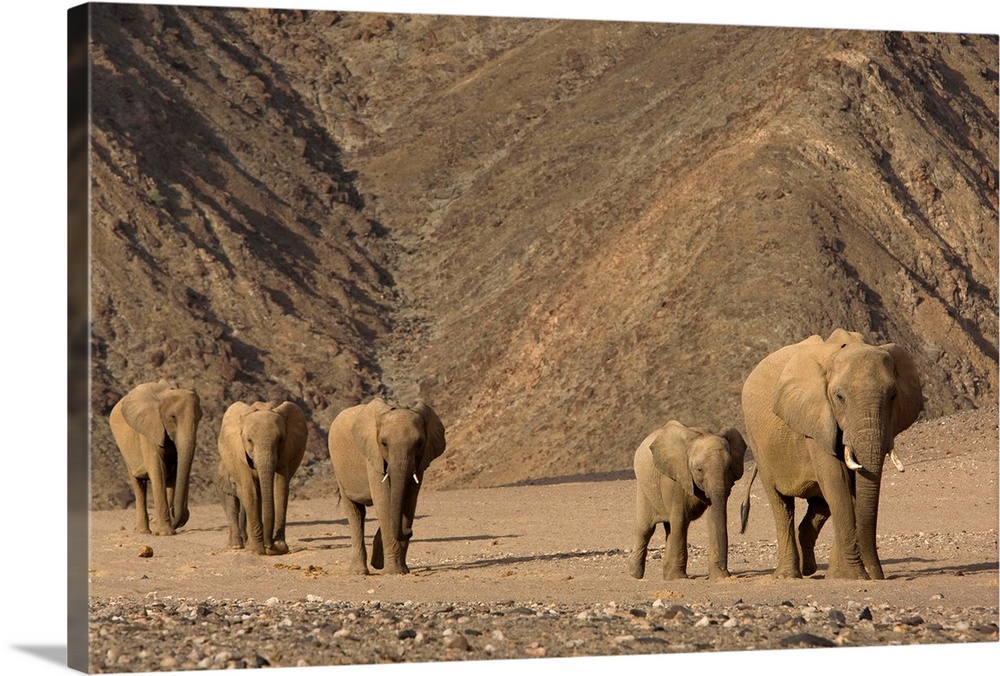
(351, 398, 392, 469)
(414, 402, 446, 474)
(649, 421, 698, 497)
(274, 401, 308, 471)
(773, 345, 839, 456)
(720, 427, 747, 484)
(880, 343, 924, 437)
(219, 401, 252, 466)
(121, 383, 168, 448)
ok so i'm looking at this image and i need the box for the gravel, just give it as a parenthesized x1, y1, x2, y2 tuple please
(88, 595, 998, 671)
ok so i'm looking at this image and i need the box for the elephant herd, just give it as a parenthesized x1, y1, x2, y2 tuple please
(109, 328, 922, 581)
(110, 384, 442, 574)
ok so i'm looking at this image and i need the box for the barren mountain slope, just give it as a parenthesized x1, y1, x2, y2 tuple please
(88, 5, 398, 507)
(339, 20, 999, 488)
(87, 6, 998, 506)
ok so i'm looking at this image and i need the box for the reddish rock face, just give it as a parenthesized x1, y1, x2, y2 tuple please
(86, 5, 998, 508)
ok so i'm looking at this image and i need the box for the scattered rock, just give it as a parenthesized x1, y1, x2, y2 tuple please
(779, 633, 837, 648)
(443, 634, 470, 651)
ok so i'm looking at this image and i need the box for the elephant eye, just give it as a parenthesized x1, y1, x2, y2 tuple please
(835, 392, 846, 404)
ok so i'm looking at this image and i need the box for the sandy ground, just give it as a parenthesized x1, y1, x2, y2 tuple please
(88, 408, 998, 608)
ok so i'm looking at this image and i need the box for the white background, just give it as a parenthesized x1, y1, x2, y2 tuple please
(3, 1, 998, 674)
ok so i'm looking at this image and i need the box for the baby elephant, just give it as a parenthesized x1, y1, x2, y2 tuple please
(628, 421, 747, 581)
(217, 400, 308, 555)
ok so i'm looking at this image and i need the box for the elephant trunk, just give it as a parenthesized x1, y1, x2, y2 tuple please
(258, 453, 277, 552)
(855, 466, 884, 579)
(388, 460, 409, 542)
(707, 494, 730, 578)
(848, 411, 889, 580)
(170, 421, 197, 529)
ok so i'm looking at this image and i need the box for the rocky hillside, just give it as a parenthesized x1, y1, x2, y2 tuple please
(86, 5, 998, 507)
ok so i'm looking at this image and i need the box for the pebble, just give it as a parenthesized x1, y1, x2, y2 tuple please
(443, 634, 470, 651)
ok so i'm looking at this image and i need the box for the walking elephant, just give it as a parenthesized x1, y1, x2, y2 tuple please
(628, 421, 747, 581)
(217, 400, 308, 555)
(109, 380, 202, 535)
(328, 398, 446, 575)
(741, 329, 922, 579)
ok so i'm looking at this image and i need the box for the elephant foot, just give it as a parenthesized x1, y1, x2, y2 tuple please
(663, 570, 689, 581)
(383, 563, 410, 575)
(265, 542, 290, 556)
(800, 560, 818, 576)
(347, 563, 371, 576)
(152, 527, 177, 536)
(708, 568, 731, 582)
(627, 560, 646, 580)
(772, 566, 803, 579)
(828, 566, 869, 580)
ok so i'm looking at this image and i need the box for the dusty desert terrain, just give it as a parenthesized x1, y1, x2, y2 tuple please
(85, 406, 999, 671)
(66, 4, 999, 674)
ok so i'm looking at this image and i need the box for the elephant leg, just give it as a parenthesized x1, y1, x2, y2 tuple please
(371, 527, 385, 570)
(662, 520, 689, 580)
(166, 485, 175, 524)
(129, 474, 151, 534)
(812, 455, 868, 579)
(399, 514, 414, 571)
(238, 477, 265, 554)
(371, 486, 409, 574)
(370, 526, 409, 573)
(827, 534, 847, 578)
(628, 491, 656, 579)
(144, 448, 175, 536)
(393, 485, 420, 574)
(798, 496, 830, 576)
(267, 471, 291, 556)
(342, 498, 370, 575)
(762, 481, 801, 578)
(218, 480, 244, 549)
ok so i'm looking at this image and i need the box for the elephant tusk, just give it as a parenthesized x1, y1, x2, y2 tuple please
(413, 473, 420, 485)
(889, 448, 905, 472)
(382, 472, 389, 483)
(844, 446, 864, 471)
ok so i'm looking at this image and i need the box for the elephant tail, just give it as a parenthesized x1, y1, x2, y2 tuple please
(739, 464, 758, 535)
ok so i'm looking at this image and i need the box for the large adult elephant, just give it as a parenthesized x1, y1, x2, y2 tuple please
(109, 380, 202, 535)
(216, 400, 308, 555)
(328, 398, 446, 575)
(741, 329, 922, 579)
